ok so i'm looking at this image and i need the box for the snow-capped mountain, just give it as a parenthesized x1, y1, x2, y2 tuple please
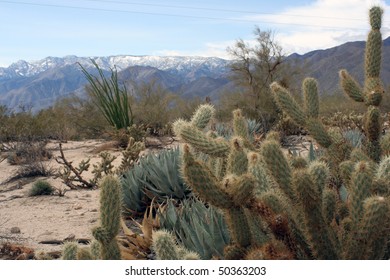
(0, 55, 230, 81)
(0, 55, 233, 112)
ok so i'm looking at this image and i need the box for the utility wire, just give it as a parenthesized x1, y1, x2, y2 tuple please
(0, 0, 373, 30)
(77, 0, 370, 21)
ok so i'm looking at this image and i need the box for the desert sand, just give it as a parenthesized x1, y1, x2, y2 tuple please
(0, 140, 125, 256)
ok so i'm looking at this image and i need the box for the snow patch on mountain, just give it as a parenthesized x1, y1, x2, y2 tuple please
(0, 55, 231, 80)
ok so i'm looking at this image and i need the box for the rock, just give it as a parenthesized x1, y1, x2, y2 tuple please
(63, 234, 76, 242)
(10, 227, 21, 234)
(73, 203, 82, 210)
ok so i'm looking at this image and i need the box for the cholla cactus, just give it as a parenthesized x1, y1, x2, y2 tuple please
(92, 175, 122, 260)
(174, 8, 390, 258)
(152, 230, 200, 260)
(339, 6, 385, 162)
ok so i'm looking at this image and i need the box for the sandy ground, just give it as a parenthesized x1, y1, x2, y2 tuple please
(0, 135, 312, 259)
(0, 140, 126, 256)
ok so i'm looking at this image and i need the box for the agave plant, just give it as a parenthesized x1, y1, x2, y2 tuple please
(158, 199, 230, 259)
(121, 162, 148, 215)
(343, 129, 364, 149)
(141, 147, 190, 201)
(121, 147, 191, 214)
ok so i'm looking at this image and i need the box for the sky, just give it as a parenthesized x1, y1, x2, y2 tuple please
(1, 0, 390, 67)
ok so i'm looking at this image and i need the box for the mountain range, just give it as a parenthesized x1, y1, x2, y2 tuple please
(1, 37, 390, 112)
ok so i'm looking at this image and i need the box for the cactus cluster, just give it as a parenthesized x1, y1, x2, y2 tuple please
(59, 6, 389, 260)
(173, 8, 390, 259)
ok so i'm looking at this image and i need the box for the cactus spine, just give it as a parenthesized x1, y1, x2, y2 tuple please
(92, 175, 122, 260)
(170, 6, 390, 260)
(339, 6, 385, 162)
(152, 230, 200, 260)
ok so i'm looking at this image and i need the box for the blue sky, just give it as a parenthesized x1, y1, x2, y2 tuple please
(0, 0, 389, 66)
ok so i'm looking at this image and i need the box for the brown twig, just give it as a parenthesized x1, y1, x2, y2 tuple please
(55, 143, 95, 189)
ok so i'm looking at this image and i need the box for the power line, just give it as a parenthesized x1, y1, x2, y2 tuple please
(0, 0, 372, 30)
(77, 0, 370, 22)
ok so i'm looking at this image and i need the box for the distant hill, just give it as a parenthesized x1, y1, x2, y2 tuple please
(288, 36, 390, 94)
(1, 37, 390, 112)
(0, 55, 231, 112)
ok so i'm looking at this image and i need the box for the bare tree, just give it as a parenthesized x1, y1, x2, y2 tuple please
(226, 27, 293, 127)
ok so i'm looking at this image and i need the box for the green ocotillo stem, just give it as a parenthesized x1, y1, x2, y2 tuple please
(303, 78, 319, 118)
(92, 175, 122, 260)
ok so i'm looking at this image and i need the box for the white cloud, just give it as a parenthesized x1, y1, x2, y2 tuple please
(241, 0, 390, 54)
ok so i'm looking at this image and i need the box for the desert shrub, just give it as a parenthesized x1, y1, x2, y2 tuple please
(321, 111, 364, 132)
(52, 95, 110, 140)
(29, 180, 54, 196)
(319, 91, 366, 115)
(131, 81, 177, 133)
(7, 141, 52, 165)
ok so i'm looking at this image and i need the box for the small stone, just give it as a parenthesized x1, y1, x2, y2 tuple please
(90, 209, 98, 212)
(10, 227, 21, 234)
(73, 203, 82, 210)
(89, 219, 97, 223)
(63, 234, 76, 242)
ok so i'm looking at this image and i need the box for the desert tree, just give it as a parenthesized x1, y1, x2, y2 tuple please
(225, 27, 299, 129)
